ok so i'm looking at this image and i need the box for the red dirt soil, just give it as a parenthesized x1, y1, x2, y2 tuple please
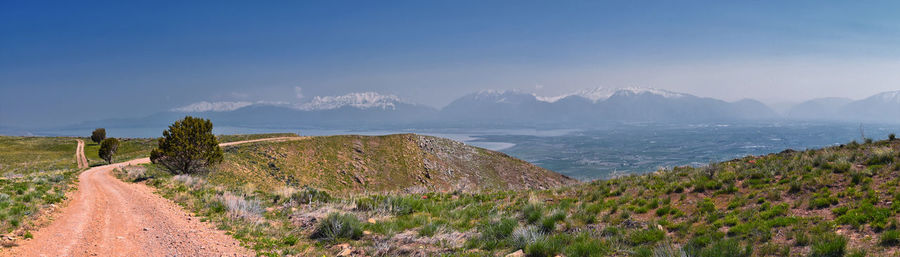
(2, 137, 304, 257)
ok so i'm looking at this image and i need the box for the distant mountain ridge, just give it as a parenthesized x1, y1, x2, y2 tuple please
(65, 88, 900, 132)
(438, 87, 780, 126)
(788, 90, 900, 123)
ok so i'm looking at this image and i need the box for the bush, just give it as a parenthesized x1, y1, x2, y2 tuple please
(880, 230, 900, 246)
(511, 225, 544, 249)
(697, 198, 716, 214)
(628, 228, 665, 245)
(865, 151, 894, 166)
(698, 239, 751, 257)
(809, 233, 847, 257)
(539, 211, 565, 233)
(522, 203, 544, 224)
(219, 192, 262, 221)
(475, 218, 518, 249)
(890, 133, 897, 141)
(150, 116, 223, 174)
(91, 128, 106, 144)
(564, 235, 607, 257)
(354, 195, 424, 215)
(846, 249, 866, 257)
(809, 189, 838, 209)
(654, 242, 687, 257)
(98, 138, 119, 164)
(835, 203, 891, 228)
(418, 221, 442, 237)
(524, 237, 561, 257)
(310, 213, 363, 241)
(290, 186, 331, 204)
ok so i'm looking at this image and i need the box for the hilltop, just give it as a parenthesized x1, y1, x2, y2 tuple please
(212, 133, 574, 194)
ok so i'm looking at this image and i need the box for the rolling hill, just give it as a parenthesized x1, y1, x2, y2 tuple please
(211, 133, 574, 194)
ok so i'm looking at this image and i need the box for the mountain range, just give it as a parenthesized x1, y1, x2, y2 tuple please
(68, 88, 900, 131)
(787, 91, 900, 123)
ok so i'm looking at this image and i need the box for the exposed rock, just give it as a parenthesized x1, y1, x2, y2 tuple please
(505, 250, 525, 257)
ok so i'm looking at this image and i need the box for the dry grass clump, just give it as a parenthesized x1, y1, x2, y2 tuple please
(219, 192, 263, 222)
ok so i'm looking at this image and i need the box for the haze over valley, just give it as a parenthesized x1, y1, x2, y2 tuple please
(3, 2, 900, 256)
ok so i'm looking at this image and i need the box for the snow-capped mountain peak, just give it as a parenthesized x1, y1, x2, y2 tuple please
(467, 89, 535, 104)
(533, 87, 687, 103)
(294, 92, 405, 111)
(868, 90, 900, 104)
(611, 87, 687, 98)
(171, 101, 254, 112)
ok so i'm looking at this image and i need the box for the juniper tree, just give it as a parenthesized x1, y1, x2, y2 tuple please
(91, 128, 106, 144)
(150, 116, 223, 174)
(99, 138, 119, 164)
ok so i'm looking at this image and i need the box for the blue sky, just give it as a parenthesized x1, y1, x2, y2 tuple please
(2, 1, 900, 127)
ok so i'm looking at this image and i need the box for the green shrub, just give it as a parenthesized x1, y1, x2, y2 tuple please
(697, 239, 751, 257)
(539, 211, 565, 233)
(809, 233, 847, 257)
(522, 203, 544, 224)
(525, 236, 561, 257)
(290, 186, 331, 204)
(475, 218, 518, 249)
(91, 128, 106, 144)
(890, 133, 896, 141)
(564, 233, 608, 257)
(656, 205, 674, 217)
(281, 235, 298, 246)
(879, 230, 900, 246)
(835, 203, 891, 228)
(846, 249, 866, 257)
(511, 225, 544, 249)
(310, 213, 363, 241)
(794, 231, 811, 246)
(98, 138, 119, 164)
(418, 221, 442, 237)
(809, 189, 838, 209)
(353, 195, 424, 215)
(628, 228, 665, 245)
(151, 116, 223, 174)
(866, 152, 894, 166)
(207, 200, 227, 214)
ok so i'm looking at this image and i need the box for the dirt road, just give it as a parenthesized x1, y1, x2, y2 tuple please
(3, 136, 305, 257)
(75, 139, 88, 169)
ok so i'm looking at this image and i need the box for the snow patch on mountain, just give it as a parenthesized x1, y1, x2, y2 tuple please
(868, 90, 900, 104)
(469, 90, 533, 103)
(294, 92, 405, 111)
(533, 94, 570, 103)
(172, 101, 253, 112)
(612, 87, 687, 98)
(534, 87, 687, 103)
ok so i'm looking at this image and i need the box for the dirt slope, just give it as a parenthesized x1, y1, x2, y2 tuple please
(1, 136, 303, 257)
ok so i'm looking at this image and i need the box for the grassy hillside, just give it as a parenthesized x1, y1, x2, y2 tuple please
(216, 133, 299, 143)
(121, 134, 900, 256)
(0, 136, 80, 240)
(80, 133, 298, 166)
(82, 138, 157, 165)
(0, 136, 77, 175)
(213, 134, 573, 194)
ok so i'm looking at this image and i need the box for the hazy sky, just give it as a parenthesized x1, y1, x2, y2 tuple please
(3, 1, 900, 127)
